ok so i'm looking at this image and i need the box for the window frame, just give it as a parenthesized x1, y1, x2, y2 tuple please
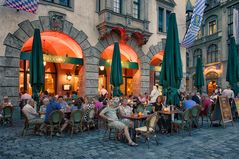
(227, 3, 239, 37)
(193, 49, 202, 67)
(113, 0, 122, 14)
(41, 0, 73, 10)
(207, 44, 218, 64)
(166, 10, 171, 31)
(133, 0, 140, 19)
(158, 7, 164, 32)
(208, 20, 217, 35)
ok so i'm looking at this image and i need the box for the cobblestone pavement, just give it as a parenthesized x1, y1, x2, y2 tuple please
(0, 121, 238, 159)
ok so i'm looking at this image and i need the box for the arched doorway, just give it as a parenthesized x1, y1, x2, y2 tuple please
(98, 43, 140, 96)
(149, 51, 164, 92)
(206, 72, 219, 96)
(20, 31, 84, 96)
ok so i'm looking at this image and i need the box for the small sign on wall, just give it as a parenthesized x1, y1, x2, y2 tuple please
(63, 84, 71, 91)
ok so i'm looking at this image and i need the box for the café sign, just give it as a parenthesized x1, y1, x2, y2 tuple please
(20, 52, 83, 65)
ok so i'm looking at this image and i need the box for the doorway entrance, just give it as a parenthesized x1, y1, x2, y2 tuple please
(98, 43, 140, 96)
(149, 51, 164, 92)
(19, 31, 84, 96)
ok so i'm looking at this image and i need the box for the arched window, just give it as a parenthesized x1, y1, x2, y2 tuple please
(193, 49, 202, 66)
(207, 44, 218, 63)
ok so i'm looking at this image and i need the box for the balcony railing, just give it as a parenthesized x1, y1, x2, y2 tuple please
(96, 9, 152, 44)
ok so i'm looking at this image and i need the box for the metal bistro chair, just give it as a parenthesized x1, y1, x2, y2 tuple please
(21, 111, 41, 136)
(45, 110, 64, 139)
(85, 109, 96, 130)
(2, 106, 13, 126)
(96, 106, 106, 129)
(101, 109, 125, 142)
(136, 104, 145, 113)
(135, 112, 160, 148)
(200, 104, 213, 127)
(69, 110, 83, 137)
(102, 119, 125, 142)
(191, 105, 201, 128)
(171, 109, 192, 136)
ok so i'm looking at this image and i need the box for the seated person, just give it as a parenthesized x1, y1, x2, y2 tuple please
(100, 99, 137, 146)
(152, 96, 170, 133)
(119, 98, 133, 127)
(192, 92, 201, 104)
(93, 97, 103, 110)
(39, 98, 49, 119)
(58, 96, 68, 110)
(45, 97, 68, 133)
(22, 99, 44, 126)
(70, 100, 80, 112)
(0, 96, 13, 118)
(201, 95, 212, 116)
(183, 95, 197, 109)
(152, 95, 165, 112)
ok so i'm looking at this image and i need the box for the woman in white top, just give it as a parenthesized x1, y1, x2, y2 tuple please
(149, 85, 161, 103)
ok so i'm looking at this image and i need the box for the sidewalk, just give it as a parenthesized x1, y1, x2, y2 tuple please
(0, 120, 238, 159)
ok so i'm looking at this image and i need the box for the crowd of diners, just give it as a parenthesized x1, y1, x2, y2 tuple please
(0, 84, 238, 146)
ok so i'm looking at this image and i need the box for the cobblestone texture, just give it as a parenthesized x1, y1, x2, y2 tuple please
(0, 121, 239, 159)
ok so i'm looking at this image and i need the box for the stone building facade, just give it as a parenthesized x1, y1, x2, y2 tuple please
(186, 0, 239, 94)
(0, 0, 186, 118)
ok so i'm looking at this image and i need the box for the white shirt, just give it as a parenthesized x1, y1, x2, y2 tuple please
(21, 93, 32, 100)
(222, 89, 235, 99)
(119, 105, 133, 116)
(149, 89, 160, 103)
(22, 104, 38, 120)
(100, 88, 108, 96)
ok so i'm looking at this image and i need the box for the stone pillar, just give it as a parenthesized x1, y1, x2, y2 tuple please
(132, 68, 141, 96)
(0, 56, 21, 120)
(78, 66, 85, 97)
(140, 61, 150, 94)
(84, 47, 101, 97)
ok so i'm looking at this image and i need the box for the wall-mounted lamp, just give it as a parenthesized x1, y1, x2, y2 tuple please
(66, 72, 72, 81)
(43, 61, 46, 66)
(99, 66, 105, 71)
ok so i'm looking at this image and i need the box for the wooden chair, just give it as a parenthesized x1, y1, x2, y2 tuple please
(45, 110, 64, 139)
(69, 110, 83, 137)
(171, 109, 192, 136)
(135, 112, 160, 148)
(2, 106, 13, 126)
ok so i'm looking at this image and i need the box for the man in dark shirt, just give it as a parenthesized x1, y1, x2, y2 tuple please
(192, 92, 201, 104)
(45, 97, 61, 123)
(44, 97, 69, 134)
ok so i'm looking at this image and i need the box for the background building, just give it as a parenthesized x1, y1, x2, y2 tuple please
(186, 0, 239, 95)
(0, 0, 186, 118)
